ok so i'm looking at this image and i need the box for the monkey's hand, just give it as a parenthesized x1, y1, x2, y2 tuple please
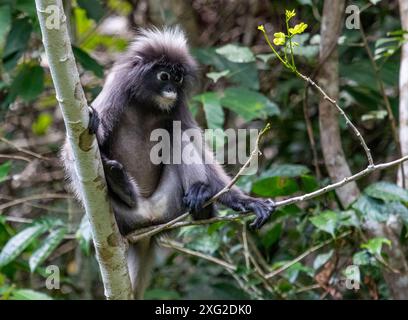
(88, 106, 100, 135)
(183, 182, 215, 220)
(229, 197, 275, 229)
(103, 159, 138, 208)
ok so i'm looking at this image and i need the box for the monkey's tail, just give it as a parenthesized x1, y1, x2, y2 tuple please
(127, 237, 156, 299)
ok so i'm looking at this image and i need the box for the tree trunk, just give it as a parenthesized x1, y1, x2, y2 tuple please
(318, 0, 408, 299)
(318, 0, 360, 208)
(35, 0, 133, 299)
(398, 0, 408, 188)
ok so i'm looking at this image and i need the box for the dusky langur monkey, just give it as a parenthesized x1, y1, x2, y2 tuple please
(61, 27, 275, 299)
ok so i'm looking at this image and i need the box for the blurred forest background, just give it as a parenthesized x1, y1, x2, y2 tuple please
(1, 0, 408, 300)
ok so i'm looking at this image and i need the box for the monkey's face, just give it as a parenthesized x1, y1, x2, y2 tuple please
(147, 65, 185, 111)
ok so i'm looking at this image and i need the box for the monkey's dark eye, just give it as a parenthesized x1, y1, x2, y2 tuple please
(157, 71, 170, 82)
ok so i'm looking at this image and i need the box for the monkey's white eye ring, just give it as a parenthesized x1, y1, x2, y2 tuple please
(175, 75, 183, 84)
(157, 71, 170, 81)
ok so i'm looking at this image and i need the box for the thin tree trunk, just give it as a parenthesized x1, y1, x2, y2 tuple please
(35, 0, 133, 299)
(398, 0, 408, 188)
(318, 0, 408, 299)
(318, 0, 360, 207)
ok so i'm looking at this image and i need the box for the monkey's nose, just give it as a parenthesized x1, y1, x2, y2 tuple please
(162, 90, 177, 100)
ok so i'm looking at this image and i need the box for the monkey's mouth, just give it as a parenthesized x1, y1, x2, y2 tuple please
(161, 91, 177, 101)
(156, 91, 178, 110)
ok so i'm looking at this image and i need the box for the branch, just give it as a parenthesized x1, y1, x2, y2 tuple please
(0, 193, 71, 212)
(0, 137, 50, 161)
(264, 231, 351, 279)
(35, 0, 132, 299)
(295, 71, 374, 168)
(127, 155, 408, 242)
(158, 238, 237, 271)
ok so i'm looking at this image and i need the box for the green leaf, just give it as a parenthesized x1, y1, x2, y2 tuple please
(221, 87, 280, 121)
(0, 160, 11, 183)
(338, 210, 361, 228)
(29, 228, 67, 273)
(0, 5, 11, 47)
(353, 251, 371, 266)
(361, 237, 391, 257)
(206, 70, 230, 83)
(256, 53, 275, 63)
(9, 64, 45, 102)
(310, 211, 338, 237)
(262, 223, 282, 248)
(76, 215, 93, 255)
(365, 182, 408, 204)
(15, 0, 37, 16)
(193, 48, 260, 90)
(77, 0, 104, 21)
(2, 17, 32, 70)
(32, 113, 53, 136)
(352, 195, 389, 222)
(262, 164, 310, 178)
(194, 92, 224, 129)
(215, 44, 255, 63)
(313, 250, 333, 270)
(11, 289, 52, 300)
(181, 226, 221, 255)
(252, 176, 299, 197)
(72, 46, 104, 78)
(0, 224, 47, 268)
(361, 110, 388, 122)
(369, 0, 382, 5)
(283, 262, 313, 283)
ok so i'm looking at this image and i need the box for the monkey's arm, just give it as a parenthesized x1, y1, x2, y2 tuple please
(88, 108, 138, 208)
(183, 163, 275, 229)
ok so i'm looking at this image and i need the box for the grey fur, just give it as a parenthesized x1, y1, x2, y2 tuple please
(61, 27, 274, 299)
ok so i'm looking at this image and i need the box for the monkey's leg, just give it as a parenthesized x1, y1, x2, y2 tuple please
(103, 156, 138, 209)
(127, 239, 156, 299)
(86, 106, 139, 208)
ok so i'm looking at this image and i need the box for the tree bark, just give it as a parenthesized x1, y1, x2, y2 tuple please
(318, 0, 360, 208)
(35, 0, 133, 299)
(398, 0, 408, 188)
(318, 0, 408, 299)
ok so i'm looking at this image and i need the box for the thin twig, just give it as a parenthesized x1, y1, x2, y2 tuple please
(264, 231, 351, 279)
(295, 71, 374, 167)
(0, 154, 31, 162)
(159, 238, 237, 271)
(0, 193, 72, 212)
(0, 137, 50, 161)
(242, 223, 250, 269)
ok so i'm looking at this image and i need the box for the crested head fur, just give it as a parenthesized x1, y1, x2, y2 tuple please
(129, 27, 197, 68)
(92, 26, 198, 132)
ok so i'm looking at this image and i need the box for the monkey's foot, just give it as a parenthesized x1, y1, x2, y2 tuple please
(104, 159, 138, 208)
(233, 198, 275, 229)
(183, 182, 214, 218)
(88, 106, 100, 135)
